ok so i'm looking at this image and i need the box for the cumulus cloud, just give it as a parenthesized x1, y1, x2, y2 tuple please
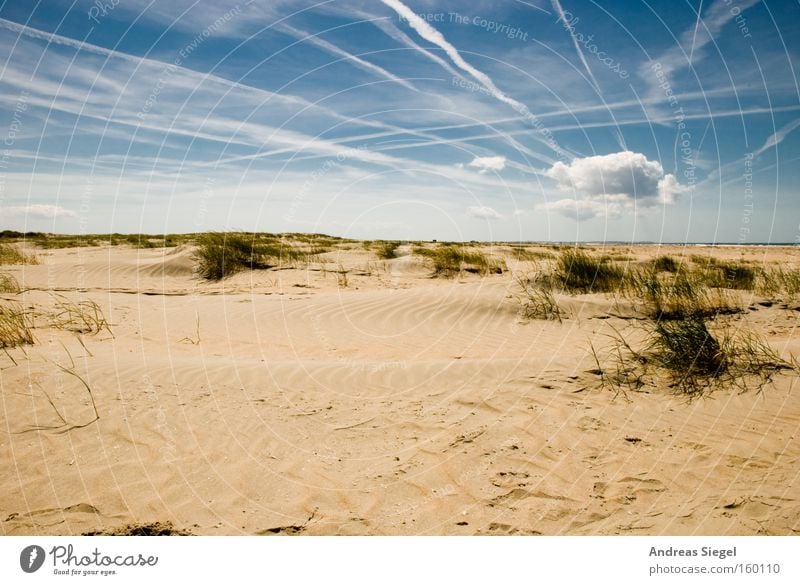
(468, 155, 506, 173)
(468, 205, 502, 220)
(542, 151, 687, 220)
(1, 204, 76, 218)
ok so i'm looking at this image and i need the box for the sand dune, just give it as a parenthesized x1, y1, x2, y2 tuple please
(1, 243, 798, 535)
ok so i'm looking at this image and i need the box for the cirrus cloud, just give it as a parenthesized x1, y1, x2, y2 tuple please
(541, 151, 687, 220)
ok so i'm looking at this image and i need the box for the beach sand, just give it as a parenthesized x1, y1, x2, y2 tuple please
(1, 242, 798, 535)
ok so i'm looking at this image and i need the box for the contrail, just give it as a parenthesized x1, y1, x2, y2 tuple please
(380, 0, 528, 112)
(550, 0, 600, 93)
(278, 22, 418, 92)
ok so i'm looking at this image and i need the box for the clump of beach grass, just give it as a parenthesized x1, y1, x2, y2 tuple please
(594, 317, 794, 399)
(414, 245, 504, 277)
(0, 272, 20, 293)
(553, 249, 625, 293)
(0, 243, 38, 265)
(625, 269, 739, 320)
(0, 303, 34, 348)
(652, 255, 681, 273)
(374, 241, 401, 260)
(193, 232, 277, 280)
(514, 274, 564, 322)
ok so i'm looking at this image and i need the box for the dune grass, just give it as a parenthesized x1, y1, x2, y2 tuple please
(0, 303, 34, 348)
(514, 274, 564, 322)
(374, 240, 401, 260)
(194, 232, 333, 280)
(50, 297, 113, 337)
(595, 316, 794, 398)
(553, 249, 625, 293)
(652, 255, 681, 273)
(757, 266, 800, 299)
(0, 243, 38, 265)
(0, 272, 19, 293)
(414, 245, 504, 277)
(625, 269, 739, 320)
(509, 246, 555, 262)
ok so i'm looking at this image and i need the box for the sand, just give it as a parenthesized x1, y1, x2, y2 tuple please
(1, 242, 798, 535)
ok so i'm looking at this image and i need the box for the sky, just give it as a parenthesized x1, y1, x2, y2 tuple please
(0, 0, 798, 242)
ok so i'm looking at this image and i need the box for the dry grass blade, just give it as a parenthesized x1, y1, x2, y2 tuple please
(0, 302, 34, 348)
(515, 274, 565, 322)
(50, 295, 113, 337)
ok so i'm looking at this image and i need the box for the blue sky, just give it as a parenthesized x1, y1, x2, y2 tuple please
(0, 0, 798, 242)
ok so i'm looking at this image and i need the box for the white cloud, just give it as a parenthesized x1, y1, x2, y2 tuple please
(468, 205, 502, 220)
(2, 205, 77, 219)
(468, 155, 506, 173)
(541, 151, 687, 220)
(538, 199, 622, 221)
(513, 209, 529, 216)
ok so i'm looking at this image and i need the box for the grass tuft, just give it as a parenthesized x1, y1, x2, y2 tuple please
(0, 243, 38, 265)
(594, 317, 794, 399)
(0, 303, 34, 348)
(414, 245, 504, 277)
(554, 249, 624, 293)
(0, 272, 20, 293)
(514, 274, 564, 322)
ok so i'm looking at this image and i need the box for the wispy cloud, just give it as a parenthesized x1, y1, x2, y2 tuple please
(754, 117, 800, 157)
(1, 205, 76, 218)
(467, 205, 502, 220)
(278, 21, 419, 92)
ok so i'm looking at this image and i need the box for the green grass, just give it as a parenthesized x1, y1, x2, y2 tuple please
(414, 245, 504, 277)
(595, 316, 794, 398)
(626, 270, 739, 320)
(374, 241, 401, 260)
(192, 232, 329, 280)
(508, 246, 555, 262)
(193, 232, 279, 280)
(554, 249, 624, 293)
(514, 275, 564, 322)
